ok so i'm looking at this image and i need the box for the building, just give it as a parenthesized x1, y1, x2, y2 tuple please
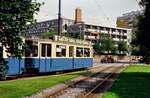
(68, 23, 131, 45)
(117, 10, 142, 29)
(26, 7, 132, 51)
(26, 18, 75, 37)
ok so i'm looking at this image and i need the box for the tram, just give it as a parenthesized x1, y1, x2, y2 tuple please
(3, 36, 93, 75)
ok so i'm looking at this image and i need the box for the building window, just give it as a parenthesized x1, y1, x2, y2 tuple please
(76, 47, 83, 57)
(56, 45, 66, 57)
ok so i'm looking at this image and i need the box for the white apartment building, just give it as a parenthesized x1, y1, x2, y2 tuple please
(68, 23, 132, 46)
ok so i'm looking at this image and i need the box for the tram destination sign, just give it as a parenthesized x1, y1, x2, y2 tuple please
(53, 35, 91, 45)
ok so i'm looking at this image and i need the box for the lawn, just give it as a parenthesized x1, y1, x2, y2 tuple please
(0, 71, 90, 98)
(103, 65, 150, 98)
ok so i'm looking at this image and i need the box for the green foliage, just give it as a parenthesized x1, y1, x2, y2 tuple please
(0, 60, 8, 80)
(93, 34, 117, 55)
(0, 71, 89, 98)
(135, 0, 150, 57)
(0, 0, 42, 80)
(118, 41, 128, 54)
(41, 32, 57, 39)
(131, 46, 140, 56)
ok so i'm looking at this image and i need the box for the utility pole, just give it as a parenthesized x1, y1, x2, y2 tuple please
(58, 0, 61, 36)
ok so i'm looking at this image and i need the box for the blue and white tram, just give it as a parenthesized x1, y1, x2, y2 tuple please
(3, 36, 93, 75)
(25, 37, 93, 73)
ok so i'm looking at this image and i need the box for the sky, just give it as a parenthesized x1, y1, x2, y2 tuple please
(35, 0, 141, 27)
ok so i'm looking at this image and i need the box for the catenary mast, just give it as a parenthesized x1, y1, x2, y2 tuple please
(58, 0, 61, 36)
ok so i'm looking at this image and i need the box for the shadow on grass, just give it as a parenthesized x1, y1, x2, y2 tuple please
(102, 72, 150, 98)
(63, 70, 150, 98)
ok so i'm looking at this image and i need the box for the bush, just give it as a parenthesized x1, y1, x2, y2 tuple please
(0, 59, 8, 80)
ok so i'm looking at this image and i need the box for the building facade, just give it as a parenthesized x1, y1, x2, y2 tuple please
(68, 23, 132, 46)
(117, 10, 142, 29)
(26, 18, 75, 37)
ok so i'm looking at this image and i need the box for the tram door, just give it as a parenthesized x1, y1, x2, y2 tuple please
(69, 46, 75, 69)
(40, 44, 52, 72)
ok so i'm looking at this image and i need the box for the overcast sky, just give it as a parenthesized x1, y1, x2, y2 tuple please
(35, 0, 141, 27)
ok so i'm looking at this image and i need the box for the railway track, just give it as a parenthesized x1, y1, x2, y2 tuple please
(46, 65, 125, 98)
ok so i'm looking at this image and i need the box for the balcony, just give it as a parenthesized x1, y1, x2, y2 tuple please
(112, 32, 120, 35)
(86, 28, 100, 33)
(86, 36, 96, 40)
(113, 38, 120, 41)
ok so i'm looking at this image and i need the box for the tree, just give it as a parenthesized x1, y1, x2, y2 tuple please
(93, 34, 117, 55)
(118, 41, 128, 55)
(131, 46, 140, 56)
(0, 0, 41, 80)
(135, 0, 150, 63)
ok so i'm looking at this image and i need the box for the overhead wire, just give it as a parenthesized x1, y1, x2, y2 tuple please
(93, 0, 115, 26)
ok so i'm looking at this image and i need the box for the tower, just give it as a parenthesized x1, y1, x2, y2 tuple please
(75, 7, 83, 24)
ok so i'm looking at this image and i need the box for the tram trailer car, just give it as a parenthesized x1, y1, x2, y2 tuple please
(2, 37, 93, 75)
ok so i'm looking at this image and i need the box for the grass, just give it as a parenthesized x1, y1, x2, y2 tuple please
(103, 65, 150, 98)
(0, 71, 90, 98)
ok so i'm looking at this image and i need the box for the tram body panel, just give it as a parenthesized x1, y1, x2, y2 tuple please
(6, 57, 25, 75)
(51, 58, 73, 71)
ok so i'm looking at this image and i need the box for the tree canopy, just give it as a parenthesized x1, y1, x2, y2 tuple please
(93, 34, 117, 55)
(41, 32, 57, 39)
(0, 0, 41, 79)
(136, 0, 150, 57)
(118, 41, 128, 54)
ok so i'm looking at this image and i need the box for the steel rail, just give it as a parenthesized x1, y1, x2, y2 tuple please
(47, 66, 115, 97)
(83, 67, 123, 98)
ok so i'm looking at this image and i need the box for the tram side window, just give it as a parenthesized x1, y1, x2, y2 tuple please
(41, 44, 52, 57)
(69, 46, 74, 57)
(47, 44, 51, 57)
(56, 45, 66, 57)
(41, 44, 46, 57)
(76, 47, 83, 57)
(0, 47, 3, 58)
(84, 48, 90, 57)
